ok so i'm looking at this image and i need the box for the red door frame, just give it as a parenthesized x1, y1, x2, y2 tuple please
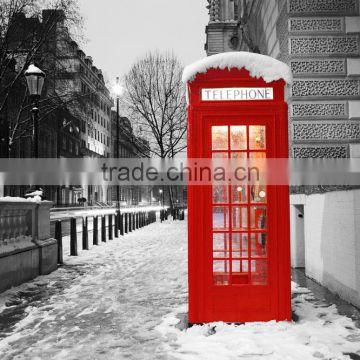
(187, 68, 291, 324)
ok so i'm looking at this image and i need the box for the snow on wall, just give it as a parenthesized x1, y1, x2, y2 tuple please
(0, 196, 43, 203)
(290, 191, 360, 308)
(182, 52, 293, 85)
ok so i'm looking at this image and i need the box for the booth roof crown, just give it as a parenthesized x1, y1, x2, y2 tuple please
(182, 52, 293, 85)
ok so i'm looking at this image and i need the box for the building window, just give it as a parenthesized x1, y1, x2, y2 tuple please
(75, 142, 79, 156)
(69, 140, 73, 153)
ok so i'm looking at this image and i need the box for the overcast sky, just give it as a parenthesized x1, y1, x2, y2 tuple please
(77, 0, 208, 85)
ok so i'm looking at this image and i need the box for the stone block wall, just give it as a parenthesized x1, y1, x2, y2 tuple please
(206, 0, 360, 159)
(0, 201, 58, 292)
(291, 191, 360, 308)
(285, 0, 360, 158)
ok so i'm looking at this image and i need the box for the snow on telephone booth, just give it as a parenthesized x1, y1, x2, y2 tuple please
(183, 52, 293, 323)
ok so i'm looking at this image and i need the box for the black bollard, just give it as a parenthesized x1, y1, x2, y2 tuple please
(115, 211, 119, 238)
(82, 217, 89, 250)
(70, 217, 78, 256)
(129, 213, 132, 232)
(93, 216, 99, 245)
(120, 213, 124, 236)
(108, 214, 113, 240)
(55, 220, 63, 264)
(124, 213, 128, 234)
(101, 216, 106, 242)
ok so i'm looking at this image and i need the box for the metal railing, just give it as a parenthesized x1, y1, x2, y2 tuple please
(52, 210, 157, 263)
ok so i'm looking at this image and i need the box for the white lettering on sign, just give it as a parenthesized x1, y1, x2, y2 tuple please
(201, 88, 274, 101)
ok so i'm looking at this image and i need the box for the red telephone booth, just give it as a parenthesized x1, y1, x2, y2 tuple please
(184, 52, 292, 323)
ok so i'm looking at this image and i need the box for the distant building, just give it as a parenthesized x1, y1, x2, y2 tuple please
(111, 113, 151, 205)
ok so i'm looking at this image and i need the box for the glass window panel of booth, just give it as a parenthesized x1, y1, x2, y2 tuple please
(212, 152, 228, 159)
(212, 126, 228, 150)
(213, 185, 228, 204)
(230, 126, 247, 150)
(250, 185, 267, 204)
(231, 233, 249, 258)
(231, 207, 248, 230)
(231, 152, 247, 159)
(250, 260, 267, 285)
(249, 126, 266, 150)
(213, 207, 229, 230)
(213, 260, 230, 285)
(250, 233, 267, 257)
(211, 125, 269, 286)
(231, 185, 247, 204)
(213, 233, 230, 258)
(250, 206, 267, 230)
(249, 152, 266, 159)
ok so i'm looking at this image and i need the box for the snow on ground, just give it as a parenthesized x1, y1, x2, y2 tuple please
(0, 220, 188, 360)
(182, 52, 293, 85)
(157, 283, 360, 360)
(0, 219, 359, 360)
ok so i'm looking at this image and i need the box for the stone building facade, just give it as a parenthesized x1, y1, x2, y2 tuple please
(205, 0, 360, 158)
(1, 10, 113, 205)
(205, 0, 360, 308)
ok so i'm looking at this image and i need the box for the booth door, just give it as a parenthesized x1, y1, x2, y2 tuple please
(204, 118, 278, 322)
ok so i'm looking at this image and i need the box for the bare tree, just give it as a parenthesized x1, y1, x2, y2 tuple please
(122, 51, 187, 159)
(121, 51, 187, 210)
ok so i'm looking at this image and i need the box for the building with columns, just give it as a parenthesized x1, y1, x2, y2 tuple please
(205, 0, 360, 308)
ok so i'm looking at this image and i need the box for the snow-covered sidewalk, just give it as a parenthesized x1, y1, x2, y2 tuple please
(0, 219, 359, 360)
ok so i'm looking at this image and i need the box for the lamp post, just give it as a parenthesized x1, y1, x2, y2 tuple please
(25, 64, 45, 159)
(113, 77, 123, 210)
(159, 188, 164, 207)
(24, 64, 45, 197)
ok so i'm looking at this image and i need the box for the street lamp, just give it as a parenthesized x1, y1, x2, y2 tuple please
(24, 64, 45, 198)
(159, 188, 164, 207)
(25, 64, 45, 159)
(113, 77, 123, 210)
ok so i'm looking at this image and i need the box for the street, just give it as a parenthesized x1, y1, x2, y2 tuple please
(0, 219, 359, 359)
